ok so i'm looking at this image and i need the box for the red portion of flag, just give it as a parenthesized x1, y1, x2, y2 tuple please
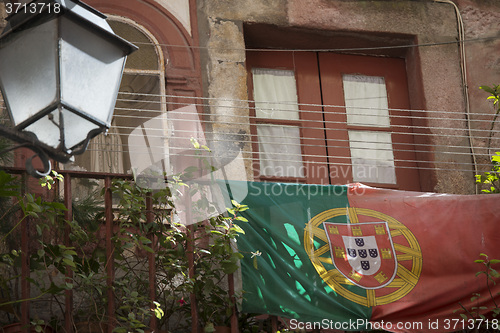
(347, 184, 500, 332)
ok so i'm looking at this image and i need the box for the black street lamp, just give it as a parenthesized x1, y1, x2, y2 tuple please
(0, 0, 137, 176)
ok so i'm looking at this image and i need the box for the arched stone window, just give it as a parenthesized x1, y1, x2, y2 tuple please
(73, 18, 167, 174)
(67, 0, 202, 176)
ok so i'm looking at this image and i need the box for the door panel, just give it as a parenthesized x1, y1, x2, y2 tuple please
(247, 51, 329, 184)
(247, 51, 421, 190)
(318, 53, 421, 190)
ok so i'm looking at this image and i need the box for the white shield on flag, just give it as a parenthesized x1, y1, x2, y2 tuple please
(324, 221, 398, 289)
(343, 235, 381, 276)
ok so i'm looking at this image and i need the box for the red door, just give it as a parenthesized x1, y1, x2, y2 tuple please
(247, 51, 421, 191)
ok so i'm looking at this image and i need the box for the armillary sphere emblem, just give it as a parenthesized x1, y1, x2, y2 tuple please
(304, 207, 422, 306)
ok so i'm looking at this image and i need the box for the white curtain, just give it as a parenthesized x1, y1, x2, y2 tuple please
(348, 130, 396, 184)
(343, 74, 389, 128)
(257, 124, 304, 178)
(252, 68, 304, 178)
(252, 68, 300, 120)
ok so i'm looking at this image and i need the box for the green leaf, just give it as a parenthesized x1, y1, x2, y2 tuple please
(459, 313, 468, 320)
(62, 258, 76, 268)
(190, 138, 200, 149)
(221, 261, 239, 274)
(27, 211, 39, 219)
(231, 224, 245, 234)
(113, 328, 127, 333)
(480, 85, 495, 94)
(253, 256, 258, 270)
(204, 323, 215, 333)
(139, 236, 152, 244)
(233, 252, 244, 260)
(154, 308, 164, 319)
(142, 245, 155, 253)
(63, 249, 78, 256)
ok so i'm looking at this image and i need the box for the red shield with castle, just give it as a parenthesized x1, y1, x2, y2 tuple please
(323, 221, 397, 289)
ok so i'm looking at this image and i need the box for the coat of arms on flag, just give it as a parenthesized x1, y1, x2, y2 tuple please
(324, 221, 397, 289)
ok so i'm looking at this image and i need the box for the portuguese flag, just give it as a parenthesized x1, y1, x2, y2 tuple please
(220, 181, 500, 332)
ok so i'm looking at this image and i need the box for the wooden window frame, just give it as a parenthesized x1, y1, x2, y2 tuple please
(247, 51, 421, 191)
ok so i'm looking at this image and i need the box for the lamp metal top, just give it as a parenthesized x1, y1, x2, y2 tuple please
(1, 0, 138, 55)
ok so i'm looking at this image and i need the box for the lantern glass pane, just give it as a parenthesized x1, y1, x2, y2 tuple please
(23, 108, 101, 150)
(0, 19, 58, 127)
(60, 16, 127, 127)
(62, 108, 101, 149)
(23, 110, 61, 149)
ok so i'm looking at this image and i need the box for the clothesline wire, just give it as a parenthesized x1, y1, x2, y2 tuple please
(1, 93, 497, 118)
(95, 121, 496, 162)
(115, 92, 498, 118)
(85, 139, 493, 165)
(108, 112, 500, 143)
(80, 145, 487, 173)
(114, 99, 499, 120)
(111, 105, 500, 134)
(109, 121, 499, 146)
(126, 35, 500, 53)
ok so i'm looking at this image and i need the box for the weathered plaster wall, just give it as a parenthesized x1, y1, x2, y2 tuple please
(196, 0, 282, 181)
(198, 0, 500, 193)
(455, 0, 500, 183)
(156, 0, 192, 35)
(0, 2, 5, 25)
(197, 0, 500, 194)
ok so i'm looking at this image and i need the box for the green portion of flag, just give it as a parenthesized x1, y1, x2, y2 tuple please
(220, 181, 371, 325)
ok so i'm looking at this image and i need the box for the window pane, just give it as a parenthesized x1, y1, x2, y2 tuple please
(343, 74, 389, 127)
(257, 124, 304, 178)
(252, 68, 300, 120)
(115, 74, 163, 173)
(108, 21, 159, 71)
(348, 130, 396, 184)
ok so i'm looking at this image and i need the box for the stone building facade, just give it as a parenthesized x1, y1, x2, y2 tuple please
(1, 0, 500, 194)
(195, 0, 500, 194)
